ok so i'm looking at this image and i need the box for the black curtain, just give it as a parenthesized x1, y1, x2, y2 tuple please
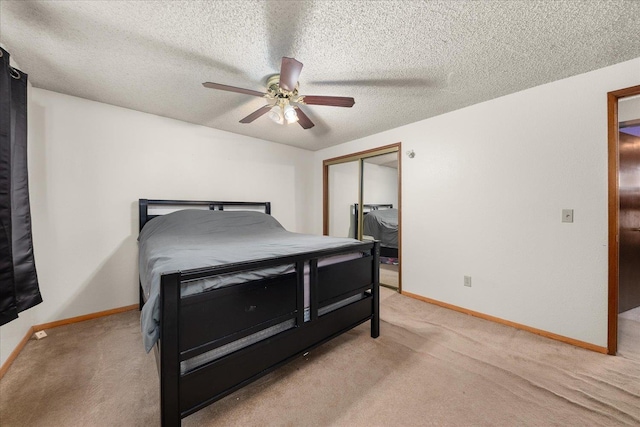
(0, 47, 42, 326)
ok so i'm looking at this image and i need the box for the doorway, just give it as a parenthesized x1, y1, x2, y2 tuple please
(323, 143, 401, 292)
(607, 85, 640, 355)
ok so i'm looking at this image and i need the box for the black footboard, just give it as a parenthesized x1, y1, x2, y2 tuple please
(157, 241, 380, 426)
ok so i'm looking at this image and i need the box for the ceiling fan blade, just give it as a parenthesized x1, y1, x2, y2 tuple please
(202, 82, 266, 97)
(279, 57, 303, 92)
(295, 106, 315, 129)
(300, 95, 355, 108)
(239, 105, 272, 123)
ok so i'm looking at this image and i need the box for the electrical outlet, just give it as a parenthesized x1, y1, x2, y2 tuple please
(464, 276, 472, 287)
(34, 330, 47, 340)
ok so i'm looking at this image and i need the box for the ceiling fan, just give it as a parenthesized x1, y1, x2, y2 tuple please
(202, 57, 355, 129)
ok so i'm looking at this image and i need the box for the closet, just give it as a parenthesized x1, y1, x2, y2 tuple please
(323, 144, 400, 290)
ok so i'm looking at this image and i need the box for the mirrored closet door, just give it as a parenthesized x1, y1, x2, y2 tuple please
(362, 152, 399, 290)
(323, 144, 401, 291)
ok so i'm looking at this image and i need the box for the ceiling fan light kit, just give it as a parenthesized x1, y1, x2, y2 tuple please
(202, 57, 355, 130)
(283, 104, 298, 123)
(267, 91, 299, 125)
(268, 105, 284, 124)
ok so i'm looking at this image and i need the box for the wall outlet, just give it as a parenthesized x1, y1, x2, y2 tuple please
(464, 276, 472, 287)
(34, 330, 47, 340)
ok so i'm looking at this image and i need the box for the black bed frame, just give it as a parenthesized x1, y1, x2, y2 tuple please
(354, 203, 398, 259)
(138, 199, 380, 426)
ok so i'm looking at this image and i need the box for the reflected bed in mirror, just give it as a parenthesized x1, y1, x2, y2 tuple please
(355, 203, 400, 291)
(354, 204, 398, 260)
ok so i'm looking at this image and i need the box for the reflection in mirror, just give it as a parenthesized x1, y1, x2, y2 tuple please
(618, 95, 640, 316)
(362, 152, 399, 290)
(328, 161, 359, 238)
(323, 144, 401, 292)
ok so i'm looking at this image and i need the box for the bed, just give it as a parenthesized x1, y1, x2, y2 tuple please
(138, 199, 380, 426)
(354, 203, 398, 259)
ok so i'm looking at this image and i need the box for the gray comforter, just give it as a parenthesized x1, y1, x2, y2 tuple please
(139, 209, 362, 352)
(363, 208, 398, 248)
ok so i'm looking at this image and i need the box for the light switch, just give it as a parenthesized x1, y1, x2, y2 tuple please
(562, 209, 574, 223)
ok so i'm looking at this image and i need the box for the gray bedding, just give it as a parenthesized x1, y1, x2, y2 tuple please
(363, 208, 398, 248)
(139, 209, 362, 352)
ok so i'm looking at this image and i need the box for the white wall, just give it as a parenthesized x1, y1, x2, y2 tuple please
(313, 57, 640, 348)
(1, 88, 314, 367)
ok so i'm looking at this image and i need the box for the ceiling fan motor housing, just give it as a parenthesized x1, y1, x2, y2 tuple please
(267, 74, 299, 100)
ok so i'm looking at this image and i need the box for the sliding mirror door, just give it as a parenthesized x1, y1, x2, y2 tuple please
(362, 153, 399, 290)
(323, 143, 401, 291)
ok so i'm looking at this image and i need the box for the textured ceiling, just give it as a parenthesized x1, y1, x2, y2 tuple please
(2, 1, 640, 151)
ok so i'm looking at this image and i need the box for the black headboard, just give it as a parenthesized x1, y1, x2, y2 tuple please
(138, 199, 271, 232)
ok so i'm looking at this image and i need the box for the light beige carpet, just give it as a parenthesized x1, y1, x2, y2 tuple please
(2, 289, 640, 426)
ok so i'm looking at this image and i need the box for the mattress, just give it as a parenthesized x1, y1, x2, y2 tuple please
(363, 208, 398, 248)
(138, 209, 365, 352)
